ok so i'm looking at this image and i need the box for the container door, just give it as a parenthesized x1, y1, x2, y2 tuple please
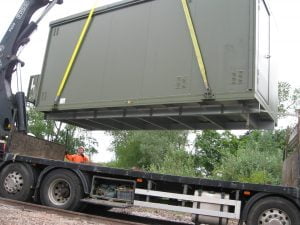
(257, 0, 270, 103)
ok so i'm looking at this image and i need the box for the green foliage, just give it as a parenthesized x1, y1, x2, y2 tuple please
(109, 131, 188, 170)
(239, 130, 286, 154)
(212, 130, 285, 185)
(109, 129, 286, 184)
(194, 130, 239, 176)
(61, 125, 98, 156)
(238, 171, 275, 185)
(27, 106, 56, 140)
(27, 105, 98, 156)
(278, 82, 291, 114)
(278, 81, 300, 116)
(103, 160, 119, 168)
(149, 148, 197, 177)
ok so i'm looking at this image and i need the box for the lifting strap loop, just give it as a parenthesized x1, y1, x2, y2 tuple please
(54, 5, 96, 107)
(181, 0, 211, 95)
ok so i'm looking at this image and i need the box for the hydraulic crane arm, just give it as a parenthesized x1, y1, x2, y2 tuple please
(0, 0, 62, 137)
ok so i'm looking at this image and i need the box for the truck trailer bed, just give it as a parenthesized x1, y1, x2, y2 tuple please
(1, 152, 300, 224)
(5, 153, 298, 199)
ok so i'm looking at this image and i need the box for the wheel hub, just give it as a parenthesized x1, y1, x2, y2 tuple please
(48, 179, 71, 206)
(4, 171, 23, 194)
(259, 208, 290, 225)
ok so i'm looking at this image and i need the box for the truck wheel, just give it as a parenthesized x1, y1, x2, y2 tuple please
(0, 163, 36, 202)
(247, 197, 300, 225)
(40, 169, 83, 211)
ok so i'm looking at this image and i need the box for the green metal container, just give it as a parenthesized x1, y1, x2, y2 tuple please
(32, 0, 277, 130)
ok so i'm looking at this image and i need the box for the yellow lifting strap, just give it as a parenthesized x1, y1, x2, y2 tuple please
(181, 0, 210, 93)
(54, 5, 96, 106)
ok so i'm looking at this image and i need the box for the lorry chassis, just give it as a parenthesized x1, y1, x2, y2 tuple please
(0, 153, 299, 225)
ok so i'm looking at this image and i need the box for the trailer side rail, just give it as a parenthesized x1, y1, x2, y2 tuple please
(134, 188, 241, 220)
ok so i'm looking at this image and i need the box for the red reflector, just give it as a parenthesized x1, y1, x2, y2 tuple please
(136, 178, 143, 183)
(243, 191, 251, 196)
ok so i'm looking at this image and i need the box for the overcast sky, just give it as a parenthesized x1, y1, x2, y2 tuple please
(0, 0, 299, 162)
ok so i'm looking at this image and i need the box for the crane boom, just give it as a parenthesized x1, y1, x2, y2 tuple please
(0, 0, 62, 137)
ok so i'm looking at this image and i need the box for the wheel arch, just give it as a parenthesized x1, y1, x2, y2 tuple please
(241, 192, 300, 223)
(33, 166, 90, 201)
(0, 161, 14, 171)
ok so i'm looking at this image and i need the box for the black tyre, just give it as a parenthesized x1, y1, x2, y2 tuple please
(247, 197, 300, 225)
(0, 163, 36, 201)
(40, 169, 83, 211)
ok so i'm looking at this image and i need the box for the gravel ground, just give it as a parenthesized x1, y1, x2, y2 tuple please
(0, 203, 104, 225)
(0, 201, 239, 225)
(112, 207, 193, 224)
(112, 207, 238, 225)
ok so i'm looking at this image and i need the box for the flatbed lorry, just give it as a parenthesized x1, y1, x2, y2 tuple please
(0, 0, 299, 225)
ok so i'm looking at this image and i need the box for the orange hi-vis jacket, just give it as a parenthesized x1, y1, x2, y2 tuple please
(65, 154, 89, 163)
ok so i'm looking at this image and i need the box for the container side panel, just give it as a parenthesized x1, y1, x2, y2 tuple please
(254, 0, 277, 122)
(38, 0, 258, 112)
(256, 0, 270, 103)
(268, 5, 278, 121)
(61, 12, 113, 104)
(35, 0, 277, 130)
(142, 0, 200, 99)
(191, 0, 252, 96)
(58, 3, 152, 105)
(37, 20, 86, 108)
(98, 4, 150, 102)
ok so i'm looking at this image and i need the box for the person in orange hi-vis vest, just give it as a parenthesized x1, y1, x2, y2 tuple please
(65, 146, 89, 163)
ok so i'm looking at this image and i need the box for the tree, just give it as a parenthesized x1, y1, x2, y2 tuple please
(27, 105, 98, 156)
(212, 130, 286, 185)
(149, 148, 197, 177)
(194, 130, 239, 176)
(59, 125, 98, 157)
(27, 106, 56, 140)
(278, 82, 300, 117)
(109, 130, 188, 169)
